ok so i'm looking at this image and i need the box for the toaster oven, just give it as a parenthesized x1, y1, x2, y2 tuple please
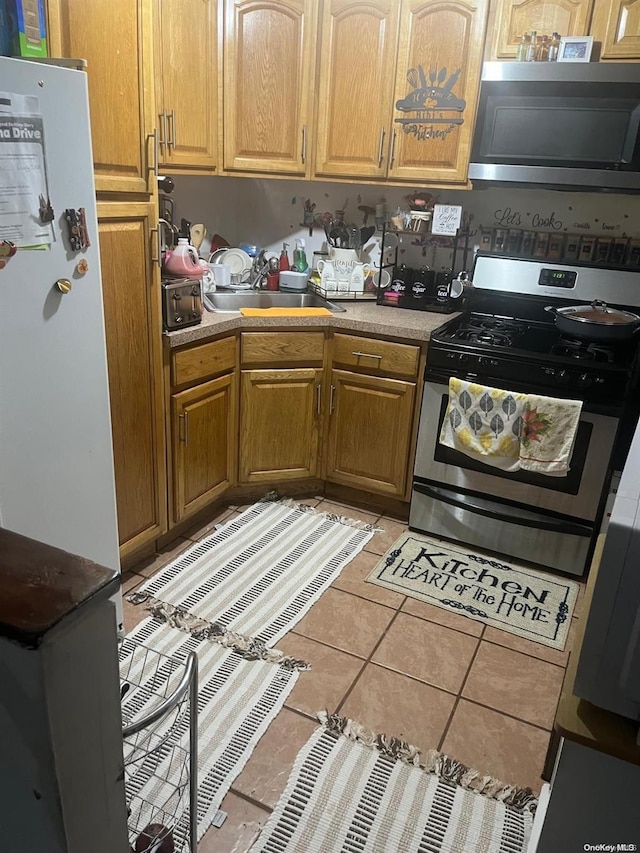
(162, 278, 202, 331)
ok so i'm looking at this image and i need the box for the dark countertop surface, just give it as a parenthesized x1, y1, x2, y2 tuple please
(0, 528, 119, 647)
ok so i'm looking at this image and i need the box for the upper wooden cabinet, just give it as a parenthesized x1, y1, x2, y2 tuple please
(388, 0, 490, 184)
(48, 0, 155, 194)
(591, 0, 640, 60)
(486, 0, 593, 60)
(314, 0, 489, 184)
(223, 0, 317, 175)
(154, 0, 218, 169)
(314, 0, 399, 179)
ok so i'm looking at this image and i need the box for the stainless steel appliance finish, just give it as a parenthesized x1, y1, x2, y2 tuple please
(575, 419, 640, 724)
(410, 255, 640, 577)
(203, 291, 346, 313)
(162, 277, 202, 331)
(469, 62, 640, 192)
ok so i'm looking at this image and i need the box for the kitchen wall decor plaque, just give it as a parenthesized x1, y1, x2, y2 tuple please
(395, 65, 466, 142)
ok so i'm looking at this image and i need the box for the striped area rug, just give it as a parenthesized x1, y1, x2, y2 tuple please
(251, 714, 537, 853)
(129, 497, 377, 644)
(120, 617, 302, 844)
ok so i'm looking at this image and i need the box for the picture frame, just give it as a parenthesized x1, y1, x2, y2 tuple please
(557, 35, 594, 63)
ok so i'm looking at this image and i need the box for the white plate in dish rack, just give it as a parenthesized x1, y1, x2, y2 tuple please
(221, 248, 252, 274)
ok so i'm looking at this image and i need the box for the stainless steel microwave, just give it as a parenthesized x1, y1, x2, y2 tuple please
(469, 62, 640, 192)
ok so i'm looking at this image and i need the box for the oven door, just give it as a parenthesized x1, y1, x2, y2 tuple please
(410, 379, 619, 575)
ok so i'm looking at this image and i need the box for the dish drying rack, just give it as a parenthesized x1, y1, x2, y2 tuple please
(120, 638, 198, 853)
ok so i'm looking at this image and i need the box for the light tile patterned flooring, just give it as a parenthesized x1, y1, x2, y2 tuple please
(123, 497, 582, 853)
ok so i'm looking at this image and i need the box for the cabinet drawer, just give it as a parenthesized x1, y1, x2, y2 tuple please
(241, 332, 325, 366)
(332, 334, 420, 378)
(171, 336, 236, 387)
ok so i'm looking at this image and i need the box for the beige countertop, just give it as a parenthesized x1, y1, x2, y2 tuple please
(164, 301, 459, 348)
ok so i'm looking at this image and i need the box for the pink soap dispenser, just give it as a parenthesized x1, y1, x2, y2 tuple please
(164, 237, 203, 278)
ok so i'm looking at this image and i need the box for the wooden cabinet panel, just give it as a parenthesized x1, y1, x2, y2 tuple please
(591, 0, 640, 60)
(314, 0, 399, 179)
(326, 369, 415, 496)
(389, 0, 489, 183)
(241, 331, 325, 365)
(48, 0, 154, 194)
(172, 374, 236, 521)
(171, 336, 237, 387)
(240, 369, 322, 481)
(487, 0, 593, 60)
(223, 0, 316, 174)
(155, 0, 218, 168)
(97, 202, 166, 555)
(332, 334, 420, 378)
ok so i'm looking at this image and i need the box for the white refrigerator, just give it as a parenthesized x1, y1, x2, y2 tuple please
(0, 57, 121, 622)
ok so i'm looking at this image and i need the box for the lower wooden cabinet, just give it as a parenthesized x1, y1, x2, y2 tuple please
(97, 201, 167, 558)
(239, 368, 323, 482)
(171, 373, 237, 522)
(326, 369, 416, 497)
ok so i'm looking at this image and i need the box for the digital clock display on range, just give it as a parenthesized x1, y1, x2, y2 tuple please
(538, 269, 577, 288)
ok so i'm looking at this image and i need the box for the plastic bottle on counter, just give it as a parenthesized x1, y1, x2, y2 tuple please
(516, 34, 530, 61)
(525, 31, 537, 61)
(279, 242, 290, 272)
(293, 237, 308, 273)
(548, 32, 561, 61)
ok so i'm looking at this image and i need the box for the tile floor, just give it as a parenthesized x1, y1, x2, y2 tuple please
(123, 497, 582, 853)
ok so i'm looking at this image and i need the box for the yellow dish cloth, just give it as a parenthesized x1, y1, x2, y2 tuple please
(518, 393, 582, 477)
(439, 378, 526, 471)
(239, 307, 331, 317)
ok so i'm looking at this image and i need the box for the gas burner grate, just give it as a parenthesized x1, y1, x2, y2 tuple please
(456, 329, 515, 347)
(551, 337, 614, 364)
(465, 316, 526, 336)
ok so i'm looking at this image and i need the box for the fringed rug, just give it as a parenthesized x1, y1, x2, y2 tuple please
(251, 713, 537, 853)
(366, 532, 578, 650)
(120, 616, 306, 844)
(129, 496, 377, 645)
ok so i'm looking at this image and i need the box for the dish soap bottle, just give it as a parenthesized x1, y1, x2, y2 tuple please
(279, 241, 290, 272)
(293, 237, 308, 273)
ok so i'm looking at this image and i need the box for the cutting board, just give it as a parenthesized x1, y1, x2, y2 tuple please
(190, 224, 206, 252)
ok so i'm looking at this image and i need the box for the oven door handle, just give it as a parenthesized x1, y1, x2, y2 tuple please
(413, 482, 592, 537)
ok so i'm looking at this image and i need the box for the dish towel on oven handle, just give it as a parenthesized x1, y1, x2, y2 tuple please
(439, 378, 583, 476)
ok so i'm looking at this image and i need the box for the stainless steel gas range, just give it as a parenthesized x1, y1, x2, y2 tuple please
(410, 255, 640, 577)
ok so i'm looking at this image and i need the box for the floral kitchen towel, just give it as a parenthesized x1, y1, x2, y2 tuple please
(518, 392, 582, 476)
(439, 378, 582, 476)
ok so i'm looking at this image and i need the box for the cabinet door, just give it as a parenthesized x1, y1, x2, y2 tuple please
(48, 0, 155, 194)
(172, 374, 237, 522)
(591, 0, 640, 61)
(240, 369, 323, 482)
(388, 0, 489, 184)
(487, 0, 593, 60)
(223, 0, 316, 174)
(155, 0, 218, 168)
(326, 369, 415, 497)
(97, 202, 166, 558)
(314, 0, 399, 179)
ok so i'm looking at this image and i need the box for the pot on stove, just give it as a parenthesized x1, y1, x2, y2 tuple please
(545, 300, 640, 343)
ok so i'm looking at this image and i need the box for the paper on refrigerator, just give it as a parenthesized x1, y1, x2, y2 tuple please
(0, 92, 53, 246)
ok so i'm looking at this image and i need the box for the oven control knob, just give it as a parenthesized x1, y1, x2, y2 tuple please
(554, 369, 570, 385)
(577, 373, 593, 388)
(459, 354, 470, 365)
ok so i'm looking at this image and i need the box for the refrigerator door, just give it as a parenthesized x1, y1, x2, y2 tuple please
(0, 59, 121, 621)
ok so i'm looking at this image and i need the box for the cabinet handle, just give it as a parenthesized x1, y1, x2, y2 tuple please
(159, 111, 168, 153)
(168, 109, 176, 149)
(301, 125, 307, 164)
(352, 350, 383, 360)
(388, 129, 397, 171)
(329, 384, 335, 415)
(179, 412, 189, 445)
(316, 383, 322, 415)
(149, 127, 159, 177)
(377, 127, 386, 167)
(150, 226, 161, 268)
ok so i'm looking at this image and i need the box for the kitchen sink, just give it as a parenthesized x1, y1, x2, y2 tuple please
(203, 291, 346, 313)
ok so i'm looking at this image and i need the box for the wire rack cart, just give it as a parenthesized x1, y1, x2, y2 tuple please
(120, 638, 198, 853)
